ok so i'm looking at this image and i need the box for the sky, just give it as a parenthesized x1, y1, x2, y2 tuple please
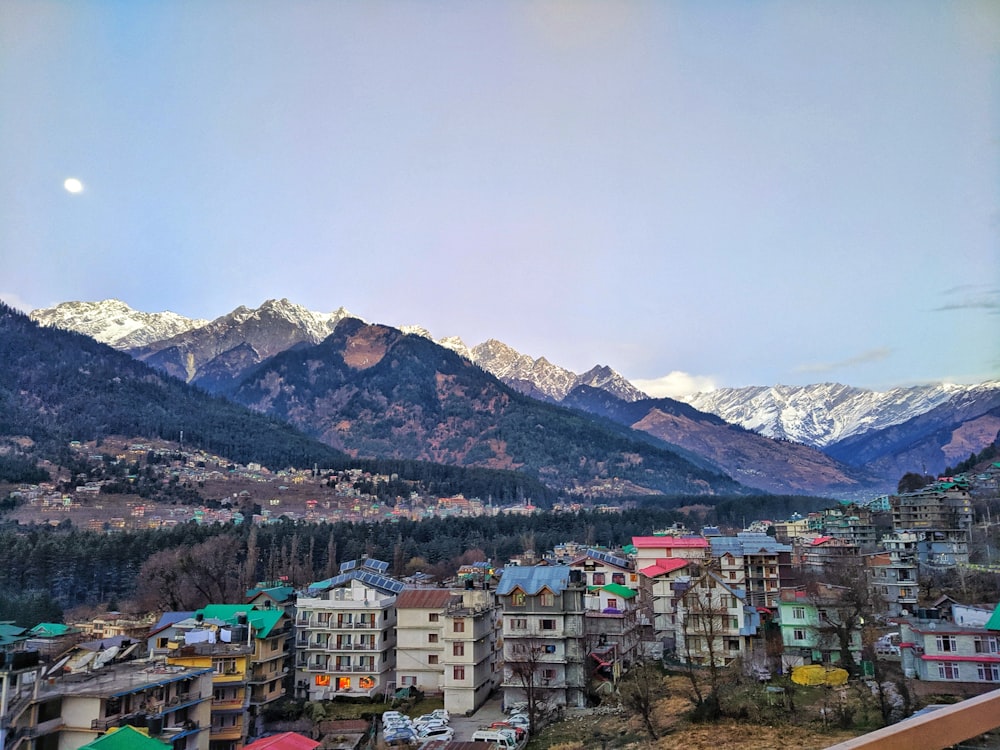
(2, 1, 998, 397)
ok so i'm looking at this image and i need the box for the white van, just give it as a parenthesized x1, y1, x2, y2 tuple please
(472, 729, 518, 748)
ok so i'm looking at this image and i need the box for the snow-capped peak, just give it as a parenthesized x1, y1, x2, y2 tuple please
(30, 299, 208, 348)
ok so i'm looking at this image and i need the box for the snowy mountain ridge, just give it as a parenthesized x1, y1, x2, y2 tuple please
(679, 381, 1000, 448)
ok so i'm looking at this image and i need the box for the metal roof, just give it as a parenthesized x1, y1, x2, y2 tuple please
(496, 565, 572, 596)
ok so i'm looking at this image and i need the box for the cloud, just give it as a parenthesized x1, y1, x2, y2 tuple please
(795, 347, 892, 375)
(933, 285, 1000, 314)
(0, 292, 36, 313)
(631, 371, 719, 399)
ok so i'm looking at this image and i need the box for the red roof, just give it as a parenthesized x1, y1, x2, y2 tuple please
(244, 734, 320, 750)
(639, 558, 690, 577)
(632, 536, 708, 549)
(395, 588, 455, 609)
(811, 536, 834, 546)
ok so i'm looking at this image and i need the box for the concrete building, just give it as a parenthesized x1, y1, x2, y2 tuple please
(709, 532, 793, 608)
(867, 531, 919, 617)
(674, 570, 761, 668)
(777, 586, 863, 673)
(497, 565, 587, 710)
(899, 605, 1000, 691)
(890, 483, 973, 566)
(2, 652, 212, 750)
(293, 559, 402, 702)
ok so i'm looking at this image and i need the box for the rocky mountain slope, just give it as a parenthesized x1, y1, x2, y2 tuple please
(562, 386, 884, 496)
(226, 318, 741, 497)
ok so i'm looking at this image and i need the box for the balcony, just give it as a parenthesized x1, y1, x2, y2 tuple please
(209, 725, 242, 740)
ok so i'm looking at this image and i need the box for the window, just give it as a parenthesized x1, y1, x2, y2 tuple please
(429, 613, 439, 622)
(936, 636, 957, 652)
(592, 572, 606, 585)
(978, 663, 1000, 681)
(540, 592, 555, 607)
(793, 629, 806, 641)
(792, 607, 806, 620)
(400, 676, 416, 686)
(606, 598, 617, 610)
(541, 619, 556, 631)
(612, 573, 625, 585)
(428, 634, 438, 643)
(453, 643, 464, 657)
(975, 636, 1000, 654)
(899, 588, 910, 598)
(542, 668, 556, 681)
(428, 655, 439, 665)
(511, 590, 526, 606)
(453, 619, 465, 633)
(510, 618, 527, 630)
(937, 662, 960, 680)
(453, 666, 465, 681)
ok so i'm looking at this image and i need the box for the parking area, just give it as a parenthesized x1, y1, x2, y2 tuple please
(448, 694, 506, 741)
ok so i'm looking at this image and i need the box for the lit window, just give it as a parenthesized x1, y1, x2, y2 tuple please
(511, 590, 526, 606)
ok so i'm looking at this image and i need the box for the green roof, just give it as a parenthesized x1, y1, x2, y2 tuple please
(80, 726, 172, 750)
(29, 623, 77, 637)
(986, 603, 1000, 632)
(599, 583, 636, 599)
(621, 544, 637, 555)
(196, 605, 285, 638)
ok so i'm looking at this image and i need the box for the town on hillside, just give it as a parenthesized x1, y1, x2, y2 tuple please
(3, 460, 1000, 749)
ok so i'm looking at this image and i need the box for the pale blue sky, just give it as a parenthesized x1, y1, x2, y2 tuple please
(2, 1, 997, 396)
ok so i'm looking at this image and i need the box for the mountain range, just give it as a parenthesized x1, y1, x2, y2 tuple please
(28, 299, 1000, 495)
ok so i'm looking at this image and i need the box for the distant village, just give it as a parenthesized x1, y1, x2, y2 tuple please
(2, 459, 1000, 750)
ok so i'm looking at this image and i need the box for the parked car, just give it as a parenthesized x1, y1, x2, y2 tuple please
(414, 720, 449, 735)
(506, 713, 529, 729)
(384, 728, 417, 745)
(428, 709, 449, 722)
(416, 727, 454, 742)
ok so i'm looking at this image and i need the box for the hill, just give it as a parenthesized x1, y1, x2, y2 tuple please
(227, 318, 742, 497)
(0, 302, 345, 470)
(562, 385, 884, 495)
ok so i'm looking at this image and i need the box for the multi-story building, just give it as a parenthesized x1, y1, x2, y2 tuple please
(2, 653, 212, 750)
(631, 536, 710, 572)
(794, 535, 860, 573)
(776, 585, 863, 673)
(293, 559, 402, 702)
(637, 557, 696, 652)
(709, 532, 793, 608)
(441, 588, 502, 715)
(567, 549, 642, 674)
(890, 483, 973, 565)
(900, 605, 1000, 691)
(394, 588, 454, 695)
(674, 571, 761, 668)
(497, 565, 587, 711)
(867, 531, 919, 617)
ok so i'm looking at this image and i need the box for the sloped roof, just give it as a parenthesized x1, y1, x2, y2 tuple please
(80, 726, 172, 750)
(30, 623, 78, 637)
(639, 558, 689, 578)
(395, 589, 455, 610)
(598, 583, 636, 599)
(632, 536, 708, 549)
(985, 603, 1000, 632)
(243, 733, 320, 750)
(196, 605, 286, 638)
(496, 565, 571, 596)
(247, 585, 295, 603)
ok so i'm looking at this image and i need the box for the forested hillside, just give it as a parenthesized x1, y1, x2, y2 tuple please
(0, 496, 837, 624)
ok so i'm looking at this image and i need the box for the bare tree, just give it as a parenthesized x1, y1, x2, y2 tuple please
(506, 636, 554, 734)
(619, 660, 663, 739)
(677, 573, 733, 720)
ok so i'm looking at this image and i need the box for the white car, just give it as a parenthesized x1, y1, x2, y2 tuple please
(417, 727, 454, 742)
(414, 720, 448, 735)
(428, 709, 449, 722)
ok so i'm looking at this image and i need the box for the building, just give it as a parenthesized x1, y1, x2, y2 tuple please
(794, 535, 860, 573)
(497, 565, 587, 711)
(149, 605, 290, 750)
(293, 559, 402, 702)
(394, 588, 454, 695)
(674, 571, 761, 668)
(637, 557, 695, 653)
(867, 531, 919, 617)
(899, 605, 1000, 692)
(630, 536, 710, 572)
(2, 653, 212, 750)
(441, 588, 502, 715)
(777, 585, 864, 673)
(709, 532, 793, 608)
(890, 483, 973, 565)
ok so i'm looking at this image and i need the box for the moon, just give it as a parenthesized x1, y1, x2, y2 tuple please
(63, 178, 84, 194)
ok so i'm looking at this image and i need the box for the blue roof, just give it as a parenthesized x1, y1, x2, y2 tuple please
(710, 532, 791, 557)
(496, 565, 571, 596)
